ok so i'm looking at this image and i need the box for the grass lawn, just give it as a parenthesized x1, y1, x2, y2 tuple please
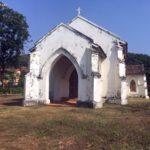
(0, 95, 150, 150)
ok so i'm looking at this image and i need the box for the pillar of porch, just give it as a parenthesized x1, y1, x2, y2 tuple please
(117, 42, 128, 105)
(91, 51, 103, 108)
(24, 51, 40, 106)
(121, 77, 127, 105)
(144, 75, 149, 99)
(93, 76, 103, 108)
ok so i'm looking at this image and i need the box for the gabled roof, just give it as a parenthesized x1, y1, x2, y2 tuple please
(30, 23, 106, 57)
(36, 23, 93, 45)
(69, 15, 126, 43)
(30, 23, 94, 52)
(126, 64, 145, 75)
(69, 15, 123, 41)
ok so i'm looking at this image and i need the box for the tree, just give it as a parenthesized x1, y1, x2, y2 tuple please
(18, 54, 29, 68)
(126, 52, 150, 74)
(0, 2, 29, 81)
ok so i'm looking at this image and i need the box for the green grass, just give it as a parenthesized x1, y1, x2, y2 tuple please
(0, 95, 150, 150)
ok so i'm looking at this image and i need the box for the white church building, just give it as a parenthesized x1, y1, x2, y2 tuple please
(24, 14, 129, 108)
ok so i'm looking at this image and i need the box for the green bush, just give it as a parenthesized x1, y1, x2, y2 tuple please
(11, 86, 23, 94)
(0, 87, 8, 94)
(0, 86, 24, 95)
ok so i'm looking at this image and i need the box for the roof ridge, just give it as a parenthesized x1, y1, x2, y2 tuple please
(35, 23, 64, 45)
(33, 22, 94, 49)
(69, 15, 125, 41)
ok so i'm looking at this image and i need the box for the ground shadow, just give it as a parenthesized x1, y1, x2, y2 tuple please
(48, 98, 77, 107)
(0, 97, 23, 106)
(0, 95, 77, 107)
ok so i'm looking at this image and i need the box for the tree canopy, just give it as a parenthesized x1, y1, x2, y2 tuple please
(126, 52, 150, 74)
(18, 54, 29, 68)
(0, 2, 29, 74)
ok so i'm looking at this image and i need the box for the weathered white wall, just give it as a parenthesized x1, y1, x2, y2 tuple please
(126, 74, 148, 98)
(24, 51, 40, 105)
(24, 16, 127, 107)
(38, 25, 93, 102)
(69, 17, 122, 98)
(25, 24, 95, 105)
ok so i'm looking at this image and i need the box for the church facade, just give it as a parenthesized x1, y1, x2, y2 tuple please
(24, 15, 128, 108)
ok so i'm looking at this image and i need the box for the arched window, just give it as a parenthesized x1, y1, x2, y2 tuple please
(130, 80, 136, 92)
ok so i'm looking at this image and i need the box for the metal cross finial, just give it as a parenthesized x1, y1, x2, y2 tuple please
(77, 7, 81, 16)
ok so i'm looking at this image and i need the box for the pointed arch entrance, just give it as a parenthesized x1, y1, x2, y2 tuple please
(49, 55, 78, 103)
(130, 80, 136, 92)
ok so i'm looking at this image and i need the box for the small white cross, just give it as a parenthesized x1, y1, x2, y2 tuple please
(77, 7, 81, 16)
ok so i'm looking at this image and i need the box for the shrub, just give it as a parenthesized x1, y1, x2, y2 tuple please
(0, 86, 23, 95)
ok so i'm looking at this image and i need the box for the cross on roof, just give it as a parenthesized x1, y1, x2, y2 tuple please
(77, 7, 81, 16)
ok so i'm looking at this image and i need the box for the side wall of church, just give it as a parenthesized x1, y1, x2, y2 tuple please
(70, 18, 121, 98)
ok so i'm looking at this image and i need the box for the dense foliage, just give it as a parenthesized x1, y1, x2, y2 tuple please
(126, 52, 150, 74)
(18, 54, 29, 67)
(0, 2, 29, 75)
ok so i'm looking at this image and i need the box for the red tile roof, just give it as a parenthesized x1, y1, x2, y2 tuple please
(126, 64, 145, 75)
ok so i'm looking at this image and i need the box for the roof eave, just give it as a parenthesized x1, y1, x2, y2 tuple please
(70, 15, 122, 40)
(29, 46, 36, 52)
(92, 43, 107, 58)
(34, 23, 94, 47)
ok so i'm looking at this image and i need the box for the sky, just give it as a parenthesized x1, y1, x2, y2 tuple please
(1, 0, 150, 55)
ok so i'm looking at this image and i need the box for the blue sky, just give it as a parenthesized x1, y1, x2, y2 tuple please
(1, 0, 150, 55)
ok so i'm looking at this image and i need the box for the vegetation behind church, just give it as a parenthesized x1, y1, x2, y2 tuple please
(126, 52, 150, 74)
(126, 52, 150, 95)
(0, 2, 29, 94)
(0, 2, 29, 85)
(0, 54, 29, 94)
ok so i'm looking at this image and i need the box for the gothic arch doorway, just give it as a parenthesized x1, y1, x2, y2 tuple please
(49, 55, 78, 103)
(130, 80, 136, 92)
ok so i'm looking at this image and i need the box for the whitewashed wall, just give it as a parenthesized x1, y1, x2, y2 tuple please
(69, 17, 123, 98)
(127, 74, 149, 98)
(24, 24, 96, 105)
(24, 16, 127, 107)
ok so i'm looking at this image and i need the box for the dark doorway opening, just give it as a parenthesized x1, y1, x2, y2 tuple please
(69, 69, 78, 98)
(49, 55, 78, 105)
(130, 80, 136, 92)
